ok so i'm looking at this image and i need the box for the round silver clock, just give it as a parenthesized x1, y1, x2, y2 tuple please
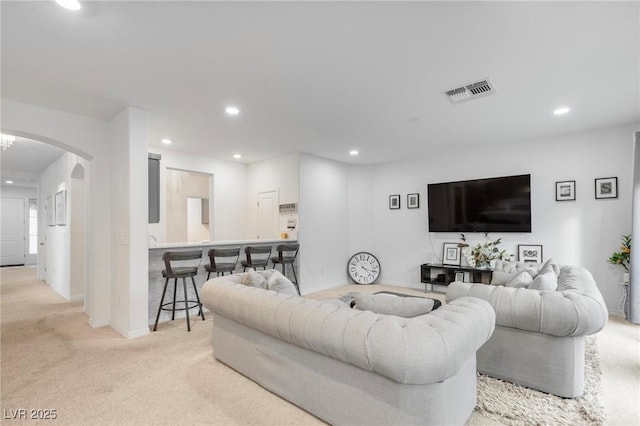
(347, 252, 381, 284)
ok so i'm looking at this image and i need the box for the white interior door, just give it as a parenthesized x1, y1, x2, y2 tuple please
(257, 190, 279, 240)
(1, 197, 26, 266)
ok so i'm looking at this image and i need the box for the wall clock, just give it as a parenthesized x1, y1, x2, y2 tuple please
(347, 252, 381, 285)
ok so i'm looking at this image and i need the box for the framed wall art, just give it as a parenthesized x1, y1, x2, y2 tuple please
(389, 194, 400, 210)
(442, 242, 461, 266)
(518, 244, 543, 263)
(45, 195, 55, 226)
(595, 177, 618, 199)
(55, 190, 67, 226)
(555, 180, 576, 201)
(407, 193, 419, 209)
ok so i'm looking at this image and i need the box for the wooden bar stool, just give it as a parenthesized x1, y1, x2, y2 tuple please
(205, 247, 240, 279)
(271, 243, 300, 295)
(153, 250, 205, 332)
(241, 245, 272, 271)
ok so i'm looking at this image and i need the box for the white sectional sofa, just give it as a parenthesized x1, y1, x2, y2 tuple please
(446, 261, 608, 398)
(201, 270, 496, 425)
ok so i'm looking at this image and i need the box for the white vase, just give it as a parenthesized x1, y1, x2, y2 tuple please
(623, 272, 630, 283)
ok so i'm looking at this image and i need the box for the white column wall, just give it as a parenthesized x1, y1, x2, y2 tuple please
(298, 153, 349, 293)
(109, 107, 149, 338)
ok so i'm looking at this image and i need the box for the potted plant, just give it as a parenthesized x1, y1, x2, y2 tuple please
(608, 234, 631, 283)
(458, 234, 510, 268)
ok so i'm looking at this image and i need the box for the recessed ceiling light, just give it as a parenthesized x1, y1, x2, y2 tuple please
(55, 0, 81, 11)
(5, 180, 14, 184)
(553, 107, 571, 116)
(233, 154, 242, 159)
(349, 150, 359, 156)
(225, 106, 240, 116)
(161, 138, 172, 145)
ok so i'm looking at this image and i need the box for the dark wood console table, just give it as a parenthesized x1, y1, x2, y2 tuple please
(420, 263, 493, 292)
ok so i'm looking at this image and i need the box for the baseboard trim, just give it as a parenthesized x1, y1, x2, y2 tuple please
(70, 294, 84, 302)
(89, 318, 110, 328)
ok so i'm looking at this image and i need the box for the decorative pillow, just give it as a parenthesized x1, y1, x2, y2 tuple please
(266, 270, 298, 295)
(354, 293, 435, 318)
(528, 271, 558, 291)
(505, 270, 534, 288)
(491, 271, 513, 286)
(240, 269, 268, 289)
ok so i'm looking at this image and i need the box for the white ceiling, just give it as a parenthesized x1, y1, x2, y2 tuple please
(0, 136, 65, 187)
(1, 1, 639, 167)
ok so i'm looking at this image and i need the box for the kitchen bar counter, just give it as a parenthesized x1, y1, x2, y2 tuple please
(148, 238, 298, 326)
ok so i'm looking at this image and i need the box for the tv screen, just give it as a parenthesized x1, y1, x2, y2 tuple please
(427, 174, 531, 233)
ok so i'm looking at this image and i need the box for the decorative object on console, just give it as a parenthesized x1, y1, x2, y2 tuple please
(442, 242, 461, 266)
(54, 190, 67, 226)
(389, 194, 400, 209)
(608, 234, 630, 272)
(347, 252, 381, 284)
(555, 180, 576, 201)
(595, 176, 618, 199)
(459, 234, 509, 268)
(518, 244, 543, 263)
(407, 193, 420, 209)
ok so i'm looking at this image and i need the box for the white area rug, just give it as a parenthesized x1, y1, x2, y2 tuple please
(475, 335, 605, 425)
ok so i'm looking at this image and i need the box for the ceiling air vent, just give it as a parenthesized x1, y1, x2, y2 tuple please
(444, 79, 496, 104)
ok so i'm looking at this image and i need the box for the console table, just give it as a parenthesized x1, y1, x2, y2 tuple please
(420, 263, 493, 292)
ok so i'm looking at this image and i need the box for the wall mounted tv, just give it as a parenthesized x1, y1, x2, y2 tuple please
(427, 174, 531, 233)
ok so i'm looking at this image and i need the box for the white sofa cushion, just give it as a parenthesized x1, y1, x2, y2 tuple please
(354, 293, 435, 317)
(528, 270, 558, 291)
(505, 270, 533, 288)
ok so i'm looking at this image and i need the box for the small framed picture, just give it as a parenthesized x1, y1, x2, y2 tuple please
(595, 177, 618, 199)
(555, 180, 576, 201)
(407, 193, 420, 209)
(518, 244, 543, 263)
(442, 242, 461, 266)
(45, 195, 55, 226)
(389, 194, 400, 209)
(454, 272, 464, 282)
(55, 190, 67, 226)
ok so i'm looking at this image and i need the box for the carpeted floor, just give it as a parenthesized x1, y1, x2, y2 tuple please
(1, 268, 639, 425)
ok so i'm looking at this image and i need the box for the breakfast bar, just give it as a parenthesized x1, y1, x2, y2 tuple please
(148, 238, 298, 326)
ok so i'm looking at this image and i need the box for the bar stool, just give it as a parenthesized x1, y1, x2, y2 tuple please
(153, 250, 205, 332)
(271, 243, 300, 295)
(205, 247, 240, 279)
(241, 245, 272, 271)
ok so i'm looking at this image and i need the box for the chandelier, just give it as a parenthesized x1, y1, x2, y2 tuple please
(1, 134, 15, 151)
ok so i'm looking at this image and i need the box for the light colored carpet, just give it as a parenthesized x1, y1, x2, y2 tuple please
(475, 336, 604, 425)
(1, 270, 638, 425)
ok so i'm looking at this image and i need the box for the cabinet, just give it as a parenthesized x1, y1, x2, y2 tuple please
(420, 263, 493, 292)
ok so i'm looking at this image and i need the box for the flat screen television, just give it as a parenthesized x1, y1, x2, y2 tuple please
(427, 174, 531, 233)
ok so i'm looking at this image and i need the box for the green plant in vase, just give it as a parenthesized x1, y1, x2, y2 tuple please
(608, 235, 631, 282)
(458, 233, 509, 268)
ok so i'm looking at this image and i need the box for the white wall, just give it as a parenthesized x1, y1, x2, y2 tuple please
(38, 152, 89, 300)
(353, 123, 637, 314)
(109, 107, 150, 339)
(298, 153, 350, 293)
(148, 148, 249, 243)
(247, 153, 300, 240)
